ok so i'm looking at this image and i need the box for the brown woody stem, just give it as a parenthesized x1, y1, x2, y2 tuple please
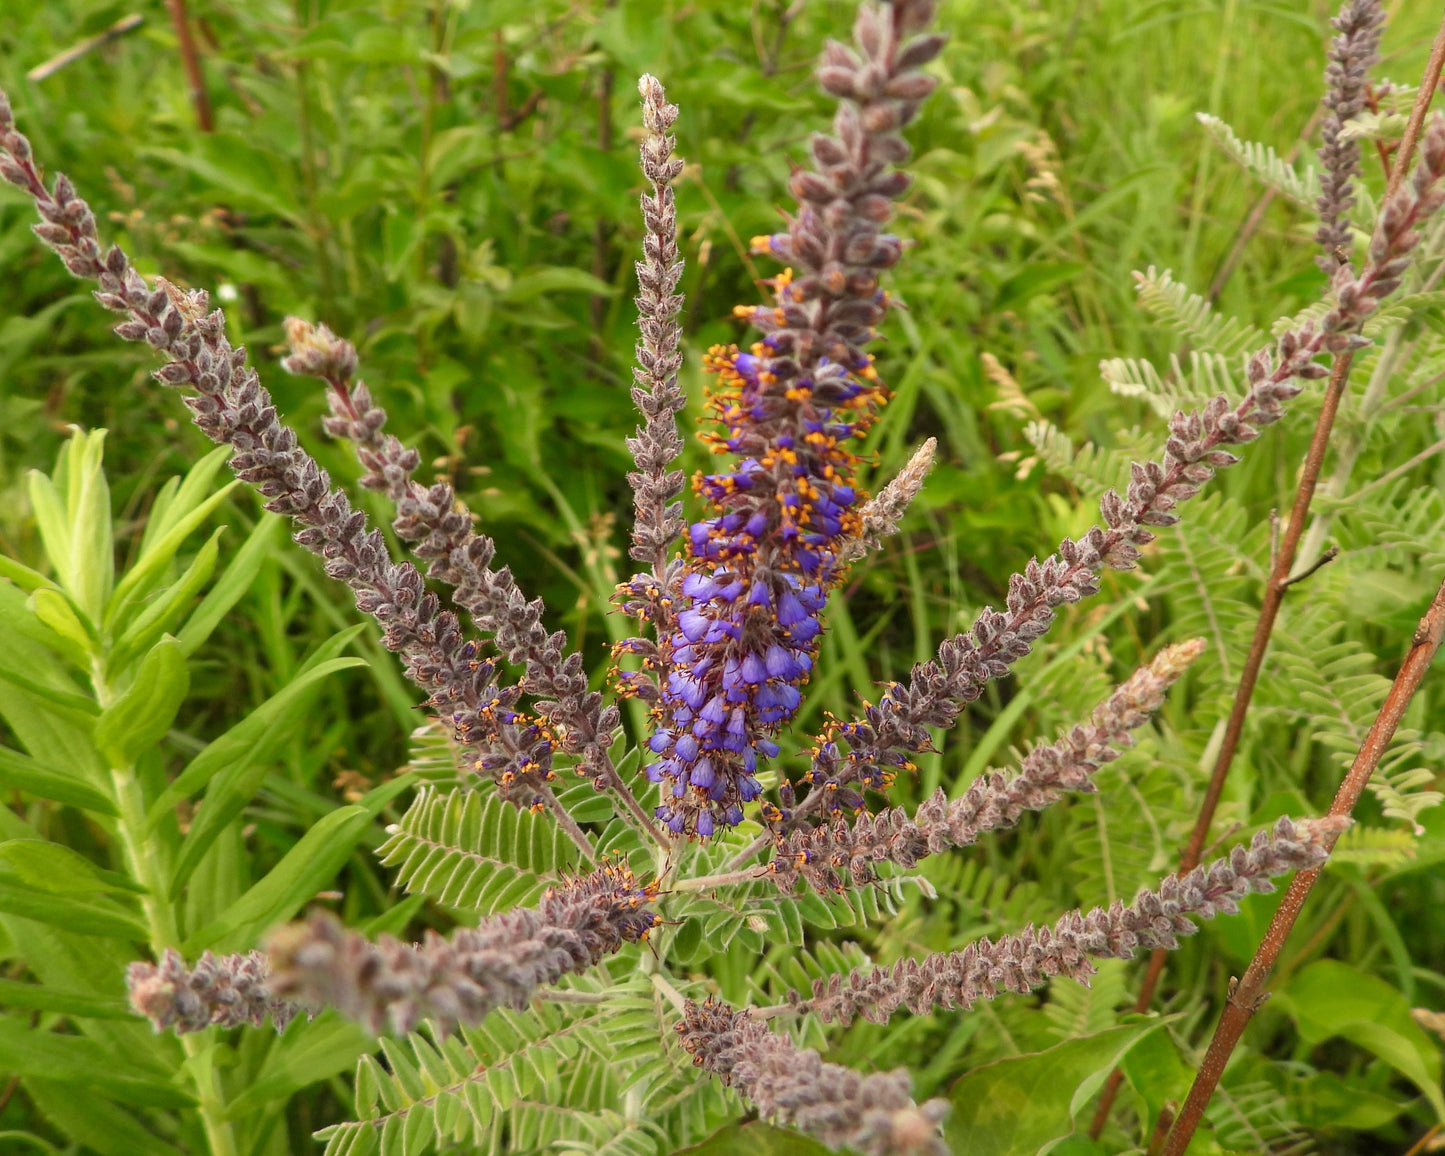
(1160, 572, 1445, 1155)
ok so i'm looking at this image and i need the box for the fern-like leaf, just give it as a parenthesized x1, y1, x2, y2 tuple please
(1133, 266, 1266, 358)
(377, 787, 571, 913)
(1196, 113, 1323, 213)
(1101, 351, 1243, 418)
(1022, 419, 1142, 496)
(1329, 824, 1419, 870)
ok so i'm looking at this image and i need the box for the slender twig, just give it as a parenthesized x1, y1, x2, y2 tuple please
(671, 867, 770, 892)
(1387, 14, 1445, 203)
(164, 0, 213, 133)
(1090, 19, 1445, 1137)
(26, 14, 145, 83)
(1161, 572, 1445, 1156)
(1280, 543, 1338, 587)
(1404, 1124, 1444, 1156)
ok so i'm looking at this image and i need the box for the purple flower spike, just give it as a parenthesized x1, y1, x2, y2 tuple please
(634, 0, 948, 838)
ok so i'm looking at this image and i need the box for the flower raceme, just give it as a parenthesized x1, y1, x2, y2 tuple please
(620, 0, 946, 837)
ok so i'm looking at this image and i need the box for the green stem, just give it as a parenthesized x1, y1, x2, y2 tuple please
(98, 668, 238, 1156)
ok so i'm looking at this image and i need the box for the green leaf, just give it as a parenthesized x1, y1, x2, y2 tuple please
(27, 429, 114, 623)
(167, 655, 368, 893)
(27, 587, 96, 661)
(109, 526, 223, 671)
(675, 1122, 831, 1156)
(503, 266, 618, 301)
(946, 1019, 1172, 1155)
(1276, 960, 1445, 1121)
(94, 637, 190, 768)
(1118, 1019, 1194, 1132)
(0, 840, 144, 895)
(0, 664, 99, 719)
(223, 1015, 375, 1120)
(136, 444, 232, 558)
(3, 1018, 196, 1104)
(144, 137, 303, 225)
(0, 878, 145, 939)
(0, 553, 54, 594)
(183, 804, 374, 954)
(0, 745, 116, 814)
(105, 479, 238, 630)
(175, 514, 285, 655)
(148, 652, 365, 827)
(24, 1079, 187, 1156)
(0, 976, 136, 1020)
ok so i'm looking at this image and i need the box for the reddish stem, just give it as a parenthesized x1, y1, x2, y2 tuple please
(1162, 573, 1445, 1155)
(165, 0, 213, 133)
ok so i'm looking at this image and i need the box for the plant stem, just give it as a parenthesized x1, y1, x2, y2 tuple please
(164, 0, 213, 133)
(1161, 571, 1445, 1156)
(96, 668, 238, 1156)
(1090, 24, 1445, 1136)
(671, 867, 769, 892)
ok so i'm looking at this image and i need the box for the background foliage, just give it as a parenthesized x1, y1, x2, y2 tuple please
(2, 1, 1445, 1153)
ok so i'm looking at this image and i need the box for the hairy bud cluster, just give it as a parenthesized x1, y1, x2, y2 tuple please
(770, 641, 1204, 892)
(127, 949, 297, 1035)
(267, 862, 660, 1036)
(1315, 0, 1386, 271)
(805, 816, 1349, 1024)
(678, 996, 948, 1156)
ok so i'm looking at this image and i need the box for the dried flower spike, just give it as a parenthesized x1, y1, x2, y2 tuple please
(771, 640, 1205, 892)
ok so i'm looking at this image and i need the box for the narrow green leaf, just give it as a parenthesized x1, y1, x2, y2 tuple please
(167, 656, 368, 892)
(3, 1021, 194, 1103)
(94, 637, 190, 768)
(26, 588, 96, 660)
(0, 554, 53, 594)
(176, 514, 285, 655)
(223, 1015, 375, 1120)
(149, 653, 366, 827)
(0, 840, 145, 895)
(26, 469, 71, 587)
(105, 480, 239, 629)
(136, 444, 232, 557)
(0, 745, 116, 814)
(183, 804, 374, 954)
(67, 429, 115, 620)
(109, 526, 223, 671)
(0, 878, 145, 939)
(0, 665, 100, 718)
(25, 1078, 189, 1156)
(0, 976, 136, 1019)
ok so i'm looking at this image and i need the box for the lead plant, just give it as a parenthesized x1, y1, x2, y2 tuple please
(1, 1, 1443, 1153)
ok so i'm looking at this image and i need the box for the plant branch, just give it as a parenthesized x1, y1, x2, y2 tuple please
(26, 14, 145, 83)
(1160, 572, 1445, 1156)
(164, 0, 213, 133)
